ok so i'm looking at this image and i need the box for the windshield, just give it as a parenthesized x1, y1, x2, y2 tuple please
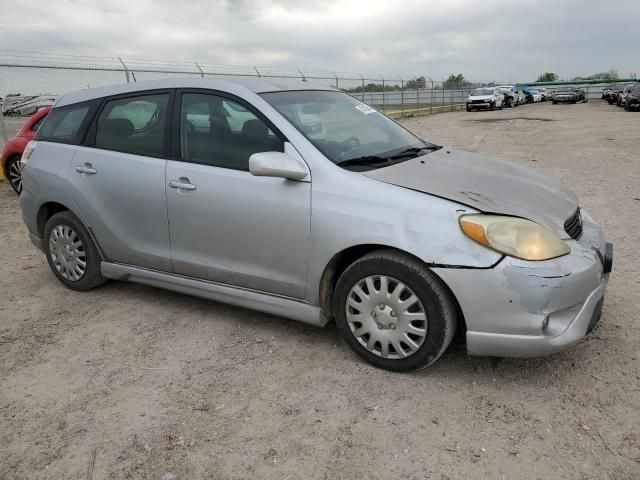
(261, 90, 433, 166)
(471, 88, 493, 96)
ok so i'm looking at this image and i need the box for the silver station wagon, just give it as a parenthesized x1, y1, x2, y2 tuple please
(19, 78, 613, 371)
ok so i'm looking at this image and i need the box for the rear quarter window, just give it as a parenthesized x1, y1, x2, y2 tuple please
(36, 101, 97, 144)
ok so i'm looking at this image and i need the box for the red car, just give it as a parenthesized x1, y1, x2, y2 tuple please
(1, 106, 51, 194)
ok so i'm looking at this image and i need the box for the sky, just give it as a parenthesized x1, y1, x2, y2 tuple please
(1, 0, 639, 83)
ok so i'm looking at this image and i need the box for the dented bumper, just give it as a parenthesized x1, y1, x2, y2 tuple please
(433, 210, 612, 358)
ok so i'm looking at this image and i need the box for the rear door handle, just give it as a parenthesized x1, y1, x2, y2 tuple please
(75, 164, 97, 175)
(169, 179, 196, 191)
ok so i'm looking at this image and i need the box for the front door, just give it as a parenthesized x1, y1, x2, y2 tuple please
(165, 91, 311, 298)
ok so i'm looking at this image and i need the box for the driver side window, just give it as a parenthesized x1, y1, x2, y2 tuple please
(180, 93, 283, 170)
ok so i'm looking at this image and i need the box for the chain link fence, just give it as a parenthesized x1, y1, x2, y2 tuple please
(0, 52, 475, 119)
(0, 51, 636, 146)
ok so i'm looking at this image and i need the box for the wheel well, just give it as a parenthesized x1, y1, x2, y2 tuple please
(37, 202, 70, 238)
(318, 245, 467, 339)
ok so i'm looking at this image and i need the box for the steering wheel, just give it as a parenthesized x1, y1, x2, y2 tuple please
(337, 136, 361, 159)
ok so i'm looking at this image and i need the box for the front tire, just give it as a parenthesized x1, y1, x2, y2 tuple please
(44, 211, 107, 291)
(333, 250, 457, 371)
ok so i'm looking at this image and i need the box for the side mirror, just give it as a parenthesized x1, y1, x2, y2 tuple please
(249, 151, 309, 181)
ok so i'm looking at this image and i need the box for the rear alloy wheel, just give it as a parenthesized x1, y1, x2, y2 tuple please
(6, 156, 23, 194)
(44, 211, 107, 291)
(333, 250, 457, 371)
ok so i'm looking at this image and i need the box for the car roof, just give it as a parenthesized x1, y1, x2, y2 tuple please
(55, 76, 337, 108)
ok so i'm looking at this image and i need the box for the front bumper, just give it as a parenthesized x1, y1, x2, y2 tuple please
(554, 96, 577, 102)
(433, 211, 612, 358)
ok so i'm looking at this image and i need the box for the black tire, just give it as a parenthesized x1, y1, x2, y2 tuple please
(506, 98, 514, 108)
(552, 100, 557, 105)
(43, 211, 107, 291)
(333, 250, 457, 372)
(498, 102, 503, 110)
(466, 105, 471, 112)
(490, 101, 495, 111)
(4, 155, 22, 194)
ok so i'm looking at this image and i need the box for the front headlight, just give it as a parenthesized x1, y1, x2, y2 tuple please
(459, 214, 570, 261)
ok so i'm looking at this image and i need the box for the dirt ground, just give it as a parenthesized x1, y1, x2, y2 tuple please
(1, 101, 639, 480)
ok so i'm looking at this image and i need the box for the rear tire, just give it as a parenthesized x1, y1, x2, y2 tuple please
(44, 211, 107, 291)
(333, 250, 457, 372)
(466, 105, 471, 112)
(5, 155, 23, 194)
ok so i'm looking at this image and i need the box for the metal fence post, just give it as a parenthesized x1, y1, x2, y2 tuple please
(416, 81, 419, 114)
(253, 66, 261, 77)
(0, 99, 7, 144)
(359, 74, 365, 102)
(381, 76, 386, 113)
(430, 79, 434, 115)
(400, 77, 404, 118)
(332, 71, 339, 90)
(195, 62, 205, 78)
(118, 57, 130, 83)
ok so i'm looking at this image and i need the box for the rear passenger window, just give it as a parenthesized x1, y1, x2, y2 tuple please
(95, 94, 169, 157)
(37, 103, 92, 144)
(180, 93, 283, 170)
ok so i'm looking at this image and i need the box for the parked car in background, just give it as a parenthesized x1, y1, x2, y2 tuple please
(497, 86, 519, 107)
(516, 90, 526, 105)
(534, 88, 549, 101)
(607, 87, 624, 105)
(617, 84, 634, 107)
(466, 87, 504, 111)
(523, 88, 542, 103)
(624, 83, 640, 111)
(1, 106, 51, 194)
(2, 94, 55, 116)
(552, 87, 582, 104)
(19, 78, 613, 371)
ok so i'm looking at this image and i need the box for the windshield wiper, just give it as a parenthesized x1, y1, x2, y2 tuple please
(337, 145, 441, 168)
(336, 155, 391, 167)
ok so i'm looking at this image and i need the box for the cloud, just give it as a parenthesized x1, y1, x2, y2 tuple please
(0, 0, 638, 82)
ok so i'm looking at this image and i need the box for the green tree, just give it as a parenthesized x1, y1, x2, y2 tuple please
(536, 72, 558, 82)
(404, 76, 426, 89)
(444, 73, 466, 87)
(601, 69, 619, 81)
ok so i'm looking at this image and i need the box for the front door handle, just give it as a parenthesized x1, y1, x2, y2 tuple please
(169, 179, 196, 191)
(75, 163, 97, 175)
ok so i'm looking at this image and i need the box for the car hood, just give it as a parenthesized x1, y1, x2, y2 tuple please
(363, 148, 578, 238)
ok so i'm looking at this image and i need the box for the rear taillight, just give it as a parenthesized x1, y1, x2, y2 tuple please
(21, 141, 37, 164)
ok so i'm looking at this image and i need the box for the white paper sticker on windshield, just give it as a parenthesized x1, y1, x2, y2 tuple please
(355, 104, 377, 115)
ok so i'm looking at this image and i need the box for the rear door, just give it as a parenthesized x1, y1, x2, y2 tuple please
(68, 90, 173, 271)
(165, 90, 311, 298)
